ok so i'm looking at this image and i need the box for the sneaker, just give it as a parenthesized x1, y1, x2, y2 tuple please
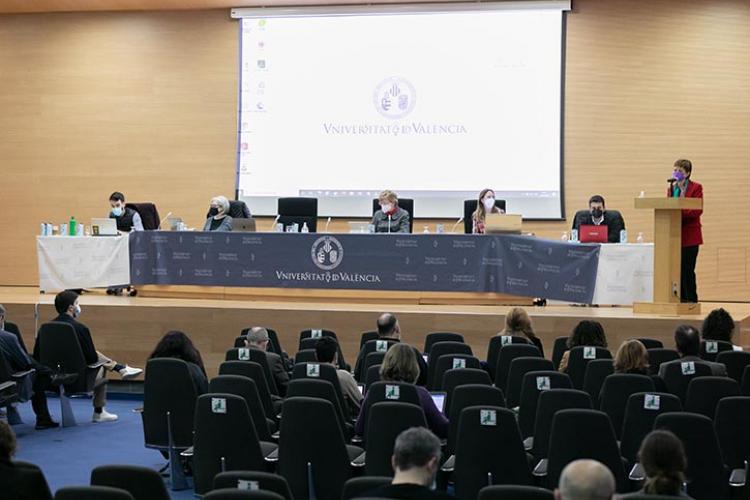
(117, 365, 143, 380)
(92, 409, 118, 423)
(35, 418, 60, 430)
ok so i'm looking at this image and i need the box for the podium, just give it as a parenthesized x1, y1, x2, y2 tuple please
(633, 197, 703, 315)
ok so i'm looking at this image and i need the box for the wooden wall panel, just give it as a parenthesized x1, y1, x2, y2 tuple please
(1, 0, 749, 301)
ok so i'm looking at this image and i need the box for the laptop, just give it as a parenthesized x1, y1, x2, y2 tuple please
(484, 214, 522, 234)
(430, 392, 446, 412)
(166, 216, 184, 231)
(91, 218, 118, 236)
(579, 224, 609, 243)
(231, 218, 257, 232)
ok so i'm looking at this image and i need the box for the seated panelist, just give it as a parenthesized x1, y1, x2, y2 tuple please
(571, 195, 625, 243)
(203, 195, 233, 232)
(472, 188, 505, 234)
(371, 190, 410, 233)
(108, 191, 144, 232)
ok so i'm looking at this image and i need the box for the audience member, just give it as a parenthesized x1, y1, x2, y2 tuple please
(244, 326, 289, 396)
(148, 330, 208, 394)
(555, 459, 615, 500)
(658, 325, 727, 378)
(499, 307, 544, 356)
(364, 427, 454, 499)
(701, 308, 736, 345)
(632, 430, 689, 498)
(315, 336, 362, 417)
(203, 195, 233, 232)
(33, 291, 142, 423)
(0, 421, 53, 500)
(613, 339, 649, 375)
(355, 343, 448, 438)
(559, 320, 608, 373)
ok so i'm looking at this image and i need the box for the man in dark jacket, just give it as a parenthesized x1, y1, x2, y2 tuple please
(571, 195, 626, 243)
(245, 326, 290, 397)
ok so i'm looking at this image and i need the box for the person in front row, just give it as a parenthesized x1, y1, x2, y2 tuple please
(627, 430, 690, 498)
(315, 336, 363, 417)
(33, 291, 143, 423)
(658, 324, 727, 378)
(148, 330, 208, 395)
(571, 195, 625, 243)
(108, 191, 144, 232)
(203, 195, 233, 232)
(472, 188, 504, 234)
(244, 326, 289, 397)
(364, 427, 454, 500)
(371, 190, 410, 233)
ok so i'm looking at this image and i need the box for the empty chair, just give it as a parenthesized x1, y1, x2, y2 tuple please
(620, 392, 682, 465)
(447, 384, 506, 456)
(566, 346, 612, 390)
(298, 338, 318, 351)
(546, 409, 627, 491)
(494, 344, 542, 395)
(0, 459, 52, 500)
(430, 354, 480, 391)
(486, 335, 533, 381)
(426, 342, 472, 390)
(359, 331, 378, 349)
(204, 490, 285, 500)
(285, 379, 352, 438)
(505, 357, 554, 409)
(362, 352, 386, 384)
(450, 406, 533, 500)
(341, 476, 392, 500)
(278, 397, 364, 500)
(209, 375, 275, 440)
(364, 364, 382, 390)
(715, 397, 750, 473)
(716, 351, 750, 383)
(581, 359, 614, 408)
(700, 340, 733, 362)
(292, 362, 348, 414)
(55, 486, 134, 500)
(517, 371, 573, 439)
(599, 374, 655, 439)
(277, 197, 317, 232)
(646, 348, 680, 375)
(213, 471, 293, 500)
(424, 332, 464, 355)
(655, 412, 730, 500)
(364, 402, 427, 476)
(294, 349, 317, 364)
(90, 465, 169, 500)
(635, 338, 664, 349)
(219, 361, 279, 419)
(551, 337, 568, 371)
(529, 389, 592, 461)
(443, 368, 492, 416)
(478, 485, 554, 500)
(660, 360, 712, 402)
(684, 376, 740, 418)
(225, 348, 279, 396)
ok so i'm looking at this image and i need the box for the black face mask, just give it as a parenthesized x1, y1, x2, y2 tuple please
(208, 207, 219, 217)
(591, 208, 603, 219)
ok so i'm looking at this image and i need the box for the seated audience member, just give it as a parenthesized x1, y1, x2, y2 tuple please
(33, 291, 142, 423)
(371, 190, 410, 233)
(203, 195, 233, 232)
(108, 191, 144, 232)
(0, 305, 58, 430)
(364, 427, 454, 500)
(658, 325, 727, 378)
(315, 336, 363, 417)
(472, 188, 504, 234)
(558, 320, 608, 373)
(701, 307, 737, 346)
(614, 339, 649, 375)
(0, 421, 53, 500)
(571, 195, 625, 243)
(353, 313, 428, 386)
(555, 459, 615, 500)
(148, 330, 208, 395)
(355, 343, 448, 438)
(626, 430, 689, 498)
(498, 307, 544, 356)
(244, 326, 289, 396)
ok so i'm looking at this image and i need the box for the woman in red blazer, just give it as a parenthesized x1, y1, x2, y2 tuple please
(668, 158, 703, 303)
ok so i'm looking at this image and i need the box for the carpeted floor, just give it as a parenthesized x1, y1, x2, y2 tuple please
(10, 396, 195, 499)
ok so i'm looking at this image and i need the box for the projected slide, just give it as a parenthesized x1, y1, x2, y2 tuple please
(237, 4, 567, 218)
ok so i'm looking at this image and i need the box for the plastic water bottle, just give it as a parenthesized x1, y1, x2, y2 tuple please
(301, 222, 309, 233)
(571, 229, 579, 243)
(636, 232, 645, 244)
(423, 225, 430, 233)
(620, 229, 628, 243)
(69, 216, 76, 236)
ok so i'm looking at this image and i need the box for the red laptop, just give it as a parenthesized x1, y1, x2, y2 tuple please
(579, 224, 609, 243)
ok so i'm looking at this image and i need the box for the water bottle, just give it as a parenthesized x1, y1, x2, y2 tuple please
(423, 225, 430, 233)
(301, 222, 309, 233)
(69, 216, 76, 236)
(620, 229, 628, 243)
(636, 232, 645, 244)
(571, 229, 579, 243)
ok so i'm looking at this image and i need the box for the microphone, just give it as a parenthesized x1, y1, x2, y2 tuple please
(387, 214, 391, 234)
(667, 177, 677, 184)
(450, 216, 464, 233)
(157, 211, 173, 229)
(269, 215, 281, 232)
(324, 217, 332, 233)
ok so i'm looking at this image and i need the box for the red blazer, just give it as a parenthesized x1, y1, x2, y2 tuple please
(667, 180, 703, 247)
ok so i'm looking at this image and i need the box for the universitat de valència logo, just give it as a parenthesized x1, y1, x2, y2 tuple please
(311, 236, 344, 271)
(373, 76, 417, 119)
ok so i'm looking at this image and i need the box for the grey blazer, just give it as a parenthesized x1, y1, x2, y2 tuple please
(371, 207, 410, 233)
(202, 216, 233, 232)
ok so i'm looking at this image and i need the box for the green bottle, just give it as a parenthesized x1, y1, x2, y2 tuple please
(69, 216, 76, 236)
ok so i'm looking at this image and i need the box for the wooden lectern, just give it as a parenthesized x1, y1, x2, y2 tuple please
(633, 197, 703, 315)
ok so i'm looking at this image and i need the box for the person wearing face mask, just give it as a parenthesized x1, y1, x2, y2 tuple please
(202, 195, 233, 232)
(108, 192, 144, 233)
(668, 159, 703, 303)
(471, 188, 505, 234)
(571, 195, 625, 243)
(32, 290, 142, 423)
(371, 190, 410, 233)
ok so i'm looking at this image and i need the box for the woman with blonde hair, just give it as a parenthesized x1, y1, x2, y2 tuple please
(614, 339, 649, 375)
(500, 307, 544, 356)
(371, 190, 410, 233)
(472, 188, 504, 234)
(355, 343, 448, 438)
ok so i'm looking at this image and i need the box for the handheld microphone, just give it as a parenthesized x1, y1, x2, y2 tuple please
(270, 215, 281, 232)
(157, 211, 173, 229)
(450, 216, 464, 233)
(324, 216, 332, 233)
(667, 177, 677, 184)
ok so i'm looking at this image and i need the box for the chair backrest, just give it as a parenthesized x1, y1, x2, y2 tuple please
(505, 357, 554, 408)
(143, 358, 199, 449)
(715, 396, 750, 470)
(193, 393, 267, 494)
(486, 335, 533, 380)
(90, 465, 169, 500)
(363, 352, 386, 382)
(443, 368, 492, 416)
(364, 364, 382, 390)
(700, 339, 734, 362)
(655, 412, 729, 500)
(635, 338, 664, 349)
(359, 331, 379, 349)
(341, 477, 392, 500)
(646, 348, 680, 375)
(225, 348, 279, 395)
(716, 350, 750, 383)
(278, 397, 353, 500)
(447, 384, 506, 455)
(478, 485, 554, 500)
(743, 365, 750, 396)
(213, 472, 293, 500)
(298, 338, 318, 351)
(424, 332, 464, 354)
(620, 392, 682, 464)
(36, 322, 88, 389)
(463, 199, 507, 234)
(661, 360, 713, 402)
(364, 402, 427, 476)
(598, 374, 655, 439)
(55, 486, 134, 500)
(494, 344, 542, 393)
(547, 409, 627, 492)
(426, 341, 473, 389)
(298, 329, 336, 346)
(365, 381, 421, 408)
(431, 354, 481, 391)
(294, 349, 317, 365)
(454, 406, 533, 500)
(356, 339, 397, 380)
(204, 490, 285, 500)
(531, 389, 592, 460)
(292, 362, 347, 414)
(581, 359, 614, 408)
(517, 371, 573, 439)
(684, 375, 740, 418)
(277, 197, 318, 232)
(551, 337, 568, 371)
(218, 361, 276, 418)
(206, 200, 251, 220)
(125, 202, 160, 230)
(285, 379, 349, 433)
(209, 375, 273, 441)
(566, 346, 612, 390)
(3, 321, 28, 352)
(371, 198, 414, 232)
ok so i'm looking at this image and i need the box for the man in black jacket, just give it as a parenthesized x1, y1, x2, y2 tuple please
(245, 326, 290, 397)
(571, 195, 626, 244)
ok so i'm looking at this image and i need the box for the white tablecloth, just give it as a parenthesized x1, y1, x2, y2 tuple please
(37, 236, 130, 292)
(592, 243, 654, 305)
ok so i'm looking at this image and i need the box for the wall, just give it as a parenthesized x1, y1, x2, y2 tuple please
(1, 0, 749, 300)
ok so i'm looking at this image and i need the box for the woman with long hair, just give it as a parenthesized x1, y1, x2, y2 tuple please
(149, 330, 208, 393)
(500, 307, 544, 356)
(472, 188, 504, 234)
(558, 320, 608, 373)
(638, 430, 689, 497)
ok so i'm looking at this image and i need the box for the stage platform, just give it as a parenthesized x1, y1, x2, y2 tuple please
(1, 286, 748, 379)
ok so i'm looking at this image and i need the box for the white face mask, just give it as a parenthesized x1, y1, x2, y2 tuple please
(483, 198, 495, 210)
(381, 203, 393, 213)
(74, 304, 82, 317)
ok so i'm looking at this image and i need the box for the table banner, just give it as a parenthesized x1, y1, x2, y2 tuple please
(37, 236, 130, 291)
